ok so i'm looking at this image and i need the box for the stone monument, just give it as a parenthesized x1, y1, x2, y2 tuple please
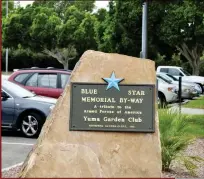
(18, 50, 162, 178)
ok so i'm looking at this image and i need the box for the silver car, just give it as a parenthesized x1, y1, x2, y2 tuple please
(157, 73, 198, 99)
(2, 80, 57, 138)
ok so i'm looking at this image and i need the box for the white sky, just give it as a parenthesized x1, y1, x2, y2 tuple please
(17, 1, 109, 10)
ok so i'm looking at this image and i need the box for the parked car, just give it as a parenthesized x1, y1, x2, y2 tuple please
(157, 77, 178, 108)
(2, 75, 9, 80)
(1, 80, 57, 138)
(157, 72, 198, 99)
(8, 68, 72, 98)
(164, 73, 203, 95)
(156, 66, 204, 93)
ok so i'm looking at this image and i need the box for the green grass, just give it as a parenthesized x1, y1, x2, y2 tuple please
(183, 96, 204, 109)
(158, 109, 204, 138)
(184, 114, 204, 138)
(158, 109, 204, 174)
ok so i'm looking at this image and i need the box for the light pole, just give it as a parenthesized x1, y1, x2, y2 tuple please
(140, 0, 148, 59)
(5, 0, 9, 74)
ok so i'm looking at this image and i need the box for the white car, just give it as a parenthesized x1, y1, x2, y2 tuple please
(157, 66, 204, 93)
(2, 75, 9, 80)
(157, 72, 199, 99)
(157, 77, 178, 108)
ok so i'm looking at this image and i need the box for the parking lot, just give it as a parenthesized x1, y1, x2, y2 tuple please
(2, 131, 36, 170)
(1, 71, 204, 177)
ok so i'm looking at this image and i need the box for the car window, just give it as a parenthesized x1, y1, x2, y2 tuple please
(160, 68, 168, 73)
(3, 81, 35, 98)
(157, 76, 170, 84)
(160, 74, 173, 83)
(1, 90, 8, 98)
(61, 74, 70, 88)
(157, 77, 167, 84)
(25, 73, 38, 87)
(14, 73, 30, 83)
(166, 74, 178, 81)
(168, 68, 182, 76)
(38, 73, 57, 88)
(180, 68, 191, 76)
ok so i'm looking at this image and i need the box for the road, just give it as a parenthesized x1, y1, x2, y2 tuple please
(2, 131, 36, 170)
(2, 74, 36, 171)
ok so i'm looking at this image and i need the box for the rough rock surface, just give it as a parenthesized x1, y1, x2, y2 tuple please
(18, 50, 162, 178)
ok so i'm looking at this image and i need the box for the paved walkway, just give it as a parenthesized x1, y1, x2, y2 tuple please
(170, 106, 204, 115)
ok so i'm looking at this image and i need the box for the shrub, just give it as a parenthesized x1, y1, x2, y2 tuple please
(159, 109, 203, 176)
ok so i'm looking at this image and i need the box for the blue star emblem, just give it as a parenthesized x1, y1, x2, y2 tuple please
(102, 72, 124, 91)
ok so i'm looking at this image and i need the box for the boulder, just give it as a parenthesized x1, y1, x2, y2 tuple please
(18, 50, 162, 178)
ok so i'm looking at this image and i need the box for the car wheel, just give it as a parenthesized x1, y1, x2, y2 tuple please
(158, 93, 167, 109)
(20, 112, 44, 138)
(197, 83, 204, 94)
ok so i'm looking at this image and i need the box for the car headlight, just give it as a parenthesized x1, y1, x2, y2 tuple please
(195, 84, 202, 91)
(184, 89, 190, 93)
(49, 105, 55, 111)
(168, 86, 178, 93)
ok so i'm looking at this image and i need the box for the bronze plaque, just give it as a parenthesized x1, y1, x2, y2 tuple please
(69, 82, 155, 133)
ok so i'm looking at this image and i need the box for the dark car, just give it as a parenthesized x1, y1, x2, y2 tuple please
(8, 67, 72, 98)
(1, 80, 57, 138)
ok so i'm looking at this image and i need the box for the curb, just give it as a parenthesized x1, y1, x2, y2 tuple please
(2, 162, 23, 172)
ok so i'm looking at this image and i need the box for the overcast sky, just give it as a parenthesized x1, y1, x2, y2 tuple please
(17, 1, 109, 10)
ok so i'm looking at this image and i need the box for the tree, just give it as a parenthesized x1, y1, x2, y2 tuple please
(96, 0, 144, 56)
(158, 0, 204, 75)
(57, 5, 98, 63)
(2, 0, 14, 17)
(43, 45, 77, 70)
(74, 0, 95, 12)
(3, 5, 37, 49)
(32, 0, 95, 19)
(29, 6, 61, 50)
(95, 0, 168, 60)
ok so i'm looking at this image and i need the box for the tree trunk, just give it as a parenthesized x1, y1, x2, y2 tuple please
(192, 64, 200, 75)
(176, 43, 201, 75)
(63, 61, 69, 70)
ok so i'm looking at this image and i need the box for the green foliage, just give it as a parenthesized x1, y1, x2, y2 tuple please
(184, 114, 204, 138)
(43, 46, 77, 70)
(169, 53, 182, 66)
(184, 96, 204, 109)
(3, 0, 204, 74)
(74, 0, 95, 12)
(158, 0, 204, 75)
(96, 0, 143, 56)
(2, 0, 14, 17)
(159, 109, 204, 175)
(155, 53, 166, 67)
(3, 6, 34, 48)
(30, 7, 61, 50)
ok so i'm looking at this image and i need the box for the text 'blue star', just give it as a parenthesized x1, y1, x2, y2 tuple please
(103, 72, 124, 91)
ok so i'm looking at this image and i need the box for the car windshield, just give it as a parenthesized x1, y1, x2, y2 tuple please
(160, 74, 174, 82)
(180, 68, 191, 76)
(157, 75, 171, 84)
(3, 81, 35, 98)
(157, 77, 168, 84)
(166, 74, 178, 81)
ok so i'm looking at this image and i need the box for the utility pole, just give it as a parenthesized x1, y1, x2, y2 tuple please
(140, 0, 148, 59)
(5, 0, 9, 74)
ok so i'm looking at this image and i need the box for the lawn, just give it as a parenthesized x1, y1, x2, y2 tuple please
(158, 109, 204, 138)
(183, 96, 204, 109)
(184, 114, 204, 138)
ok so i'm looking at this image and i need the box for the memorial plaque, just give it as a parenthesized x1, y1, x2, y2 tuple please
(70, 72, 155, 132)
